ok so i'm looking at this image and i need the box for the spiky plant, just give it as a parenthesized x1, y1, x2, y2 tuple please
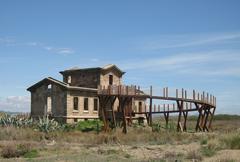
(36, 116, 60, 133)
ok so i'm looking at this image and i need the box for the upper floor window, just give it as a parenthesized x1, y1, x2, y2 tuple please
(109, 75, 113, 85)
(84, 98, 89, 111)
(73, 97, 78, 110)
(138, 102, 142, 113)
(94, 98, 98, 111)
(67, 75, 71, 84)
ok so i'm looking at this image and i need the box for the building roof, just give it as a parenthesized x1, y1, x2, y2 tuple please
(59, 64, 125, 76)
(27, 77, 97, 92)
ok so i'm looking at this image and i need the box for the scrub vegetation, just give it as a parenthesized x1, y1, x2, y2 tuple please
(0, 112, 239, 162)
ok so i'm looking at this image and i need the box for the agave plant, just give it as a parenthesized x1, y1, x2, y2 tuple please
(36, 116, 60, 133)
(0, 113, 34, 128)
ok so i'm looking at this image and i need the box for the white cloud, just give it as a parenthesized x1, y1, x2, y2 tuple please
(43, 46, 74, 55)
(90, 58, 99, 62)
(140, 32, 240, 50)
(119, 50, 240, 77)
(0, 96, 30, 112)
(0, 37, 16, 46)
(0, 37, 75, 55)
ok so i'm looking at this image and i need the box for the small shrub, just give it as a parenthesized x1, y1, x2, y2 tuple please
(152, 123, 161, 132)
(1, 143, 37, 159)
(75, 120, 103, 132)
(124, 153, 131, 158)
(200, 138, 208, 145)
(221, 133, 240, 149)
(23, 149, 39, 158)
(1, 145, 19, 158)
(201, 146, 216, 157)
(17, 143, 31, 155)
(186, 149, 202, 161)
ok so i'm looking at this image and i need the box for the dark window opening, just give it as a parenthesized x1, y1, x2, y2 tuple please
(139, 102, 142, 113)
(94, 98, 98, 111)
(74, 118, 78, 122)
(84, 98, 89, 111)
(109, 75, 113, 85)
(73, 97, 78, 110)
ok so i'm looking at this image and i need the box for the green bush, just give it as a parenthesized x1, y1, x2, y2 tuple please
(75, 120, 103, 132)
(200, 138, 208, 145)
(23, 150, 39, 158)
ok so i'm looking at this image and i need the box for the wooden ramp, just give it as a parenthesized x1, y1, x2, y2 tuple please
(98, 85, 216, 133)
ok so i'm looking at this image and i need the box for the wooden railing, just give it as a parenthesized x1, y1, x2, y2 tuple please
(98, 85, 216, 109)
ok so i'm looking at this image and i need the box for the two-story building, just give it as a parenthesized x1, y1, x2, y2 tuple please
(27, 64, 146, 123)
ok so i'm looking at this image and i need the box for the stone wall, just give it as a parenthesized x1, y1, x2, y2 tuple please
(51, 84, 67, 120)
(66, 90, 99, 123)
(63, 69, 101, 88)
(31, 84, 48, 118)
(100, 68, 122, 87)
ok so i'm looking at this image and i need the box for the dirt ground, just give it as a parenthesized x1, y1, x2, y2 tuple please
(0, 116, 239, 162)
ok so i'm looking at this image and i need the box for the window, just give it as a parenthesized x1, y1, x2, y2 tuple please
(138, 102, 142, 113)
(67, 75, 71, 84)
(48, 84, 52, 90)
(84, 98, 89, 111)
(73, 97, 78, 110)
(74, 118, 78, 122)
(109, 75, 113, 85)
(94, 98, 98, 111)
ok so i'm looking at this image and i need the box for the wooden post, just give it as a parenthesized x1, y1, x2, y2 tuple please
(203, 91, 205, 102)
(111, 97, 117, 128)
(193, 90, 195, 100)
(177, 101, 183, 132)
(185, 90, 187, 99)
(164, 112, 169, 128)
(149, 86, 153, 126)
(207, 93, 209, 103)
(182, 88, 184, 99)
(183, 111, 188, 131)
(166, 87, 168, 98)
(176, 89, 178, 98)
(195, 104, 202, 132)
(203, 107, 210, 132)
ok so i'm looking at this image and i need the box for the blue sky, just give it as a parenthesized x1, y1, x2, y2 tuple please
(0, 0, 240, 114)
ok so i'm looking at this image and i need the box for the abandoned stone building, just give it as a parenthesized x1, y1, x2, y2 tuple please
(27, 64, 146, 123)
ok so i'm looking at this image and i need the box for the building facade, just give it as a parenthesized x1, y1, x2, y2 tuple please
(27, 64, 146, 123)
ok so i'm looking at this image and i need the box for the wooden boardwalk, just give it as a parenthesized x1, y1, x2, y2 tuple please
(98, 85, 216, 133)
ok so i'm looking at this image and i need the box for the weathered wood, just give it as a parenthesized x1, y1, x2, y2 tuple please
(149, 86, 153, 126)
(164, 112, 169, 127)
(177, 101, 184, 132)
(98, 85, 216, 133)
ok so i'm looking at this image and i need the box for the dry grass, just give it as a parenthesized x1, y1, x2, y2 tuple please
(0, 115, 239, 161)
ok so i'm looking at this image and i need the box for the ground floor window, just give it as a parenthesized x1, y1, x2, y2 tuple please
(73, 97, 78, 110)
(94, 98, 98, 111)
(84, 98, 89, 111)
